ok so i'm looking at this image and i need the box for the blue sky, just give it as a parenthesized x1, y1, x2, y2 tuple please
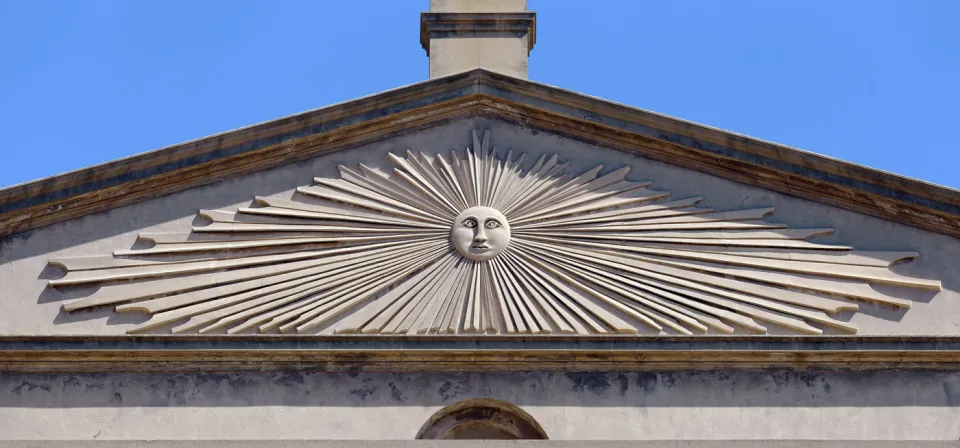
(1, 0, 957, 189)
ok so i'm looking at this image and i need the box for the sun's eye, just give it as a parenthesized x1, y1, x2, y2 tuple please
(462, 218, 477, 228)
(485, 219, 500, 229)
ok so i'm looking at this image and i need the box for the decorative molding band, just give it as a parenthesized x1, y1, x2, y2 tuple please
(1, 70, 957, 239)
(420, 12, 537, 56)
(2, 336, 960, 372)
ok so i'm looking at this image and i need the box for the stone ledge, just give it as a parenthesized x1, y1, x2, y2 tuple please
(420, 12, 537, 55)
(3, 335, 960, 372)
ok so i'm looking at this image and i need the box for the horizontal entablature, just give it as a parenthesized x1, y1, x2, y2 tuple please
(3, 335, 960, 371)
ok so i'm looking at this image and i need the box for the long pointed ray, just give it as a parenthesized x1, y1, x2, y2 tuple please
(514, 238, 860, 314)
(118, 241, 443, 316)
(248, 246, 450, 334)
(373, 255, 461, 335)
(113, 234, 441, 257)
(408, 151, 465, 214)
(500, 154, 565, 214)
(418, 260, 470, 334)
(496, 153, 545, 212)
(601, 243, 940, 289)
(59, 239, 438, 310)
(312, 179, 444, 219)
(53, 235, 440, 287)
(579, 242, 917, 267)
(419, 151, 473, 212)
(356, 164, 449, 215)
(511, 186, 669, 225)
(556, 262, 708, 334)
(466, 140, 483, 207)
(466, 261, 483, 332)
(517, 241, 700, 335)
(334, 256, 460, 334)
(528, 232, 851, 251)
(520, 240, 740, 334)
(388, 152, 461, 216)
(521, 206, 770, 230)
(517, 197, 706, 228)
(254, 196, 445, 228)
(192, 222, 445, 235)
(135, 244, 446, 333)
(489, 258, 529, 333)
(504, 251, 610, 333)
(577, 228, 836, 241)
(519, 239, 855, 334)
(298, 184, 448, 225)
(513, 246, 654, 333)
(534, 243, 909, 321)
(489, 151, 525, 210)
(516, 221, 788, 235)
(311, 177, 453, 224)
(268, 248, 450, 333)
(500, 253, 579, 334)
(501, 163, 571, 217)
(350, 254, 458, 334)
(509, 166, 637, 220)
(340, 165, 452, 220)
(450, 149, 477, 207)
(508, 242, 752, 333)
(475, 130, 494, 207)
(436, 261, 472, 333)
(49, 255, 214, 272)
(202, 206, 447, 230)
(481, 149, 499, 208)
(491, 258, 551, 334)
(485, 149, 512, 210)
(431, 153, 470, 211)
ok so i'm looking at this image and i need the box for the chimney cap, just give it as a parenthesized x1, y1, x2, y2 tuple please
(419, 12, 537, 57)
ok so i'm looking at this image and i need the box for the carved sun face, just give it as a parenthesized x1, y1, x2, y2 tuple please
(451, 206, 511, 261)
(49, 129, 940, 336)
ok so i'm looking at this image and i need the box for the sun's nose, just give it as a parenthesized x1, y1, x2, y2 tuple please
(474, 228, 488, 242)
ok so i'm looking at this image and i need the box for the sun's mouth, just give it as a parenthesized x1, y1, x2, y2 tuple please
(470, 244, 490, 250)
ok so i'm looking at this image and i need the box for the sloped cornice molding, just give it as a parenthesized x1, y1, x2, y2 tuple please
(1, 69, 958, 238)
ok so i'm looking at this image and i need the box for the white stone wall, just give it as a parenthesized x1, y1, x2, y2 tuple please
(1, 370, 958, 440)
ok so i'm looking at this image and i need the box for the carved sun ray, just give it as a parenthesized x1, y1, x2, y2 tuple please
(48, 130, 942, 335)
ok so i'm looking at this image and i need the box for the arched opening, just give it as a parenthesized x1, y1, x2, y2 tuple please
(416, 398, 548, 440)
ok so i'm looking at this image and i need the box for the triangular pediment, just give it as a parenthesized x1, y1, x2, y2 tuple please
(43, 129, 942, 336)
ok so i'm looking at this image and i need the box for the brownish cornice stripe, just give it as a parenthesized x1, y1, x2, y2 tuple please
(1, 335, 960, 372)
(1, 69, 957, 239)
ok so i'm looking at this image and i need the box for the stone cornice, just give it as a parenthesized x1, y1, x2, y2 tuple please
(1, 69, 957, 239)
(2, 335, 960, 371)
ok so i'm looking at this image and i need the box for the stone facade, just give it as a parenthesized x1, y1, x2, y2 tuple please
(2, 369, 959, 440)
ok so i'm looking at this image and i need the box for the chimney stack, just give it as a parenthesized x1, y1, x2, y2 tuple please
(420, 0, 536, 79)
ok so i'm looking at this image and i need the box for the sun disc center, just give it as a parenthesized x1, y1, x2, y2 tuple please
(451, 206, 511, 261)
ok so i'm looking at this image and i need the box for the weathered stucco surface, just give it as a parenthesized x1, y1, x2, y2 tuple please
(0, 118, 957, 335)
(1, 369, 959, 440)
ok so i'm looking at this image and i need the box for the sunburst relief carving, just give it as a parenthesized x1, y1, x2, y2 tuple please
(48, 130, 941, 335)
